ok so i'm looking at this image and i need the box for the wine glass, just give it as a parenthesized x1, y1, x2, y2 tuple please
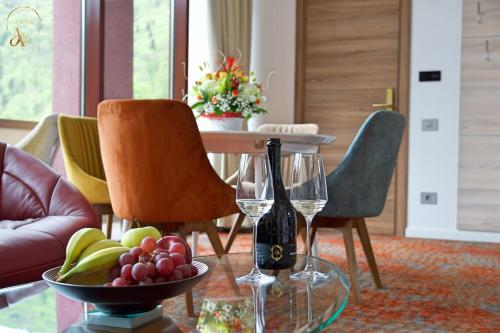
(289, 153, 328, 280)
(236, 153, 275, 285)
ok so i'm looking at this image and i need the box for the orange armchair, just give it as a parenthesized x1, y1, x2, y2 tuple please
(97, 99, 241, 255)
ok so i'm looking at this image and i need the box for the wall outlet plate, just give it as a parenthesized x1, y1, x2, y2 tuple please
(421, 192, 438, 204)
(422, 119, 439, 131)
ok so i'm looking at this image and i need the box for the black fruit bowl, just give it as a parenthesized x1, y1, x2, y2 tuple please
(42, 261, 208, 314)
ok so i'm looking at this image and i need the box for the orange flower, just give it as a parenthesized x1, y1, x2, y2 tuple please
(255, 98, 261, 105)
(197, 95, 203, 100)
(211, 96, 219, 104)
(232, 89, 239, 96)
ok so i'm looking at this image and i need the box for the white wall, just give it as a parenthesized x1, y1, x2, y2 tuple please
(406, 0, 500, 242)
(248, 0, 296, 130)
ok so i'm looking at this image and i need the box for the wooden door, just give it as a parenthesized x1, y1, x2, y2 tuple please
(295, 0, 410, 235)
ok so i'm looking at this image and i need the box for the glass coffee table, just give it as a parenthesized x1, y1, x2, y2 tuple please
(0, 253, 349, 332)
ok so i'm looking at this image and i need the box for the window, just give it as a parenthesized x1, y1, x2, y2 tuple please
(0, 1, 53, 121)
(83, 0, 186, 116)
(133, 0, 171, 98)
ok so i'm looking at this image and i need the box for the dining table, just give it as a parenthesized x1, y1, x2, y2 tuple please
(195, 130, 336, 256)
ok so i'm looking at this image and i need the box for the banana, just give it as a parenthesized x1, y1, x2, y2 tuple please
(58, 247, 129, 282)
(59, 228, 106, 275)
(78, 239, 124, 261)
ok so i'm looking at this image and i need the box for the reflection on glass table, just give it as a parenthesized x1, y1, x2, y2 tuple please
(0, 253, 349, 332)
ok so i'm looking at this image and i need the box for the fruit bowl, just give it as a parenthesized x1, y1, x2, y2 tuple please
(43, 261, 208, 314)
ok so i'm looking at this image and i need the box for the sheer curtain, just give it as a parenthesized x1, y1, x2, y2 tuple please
(207, 0, 253, 228)
(207, 0, 252, 72)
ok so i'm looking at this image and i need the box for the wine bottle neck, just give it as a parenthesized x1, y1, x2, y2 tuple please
(268, 143, 283, 183)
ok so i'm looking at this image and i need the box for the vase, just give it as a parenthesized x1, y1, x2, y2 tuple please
(199, 112, 245, 131)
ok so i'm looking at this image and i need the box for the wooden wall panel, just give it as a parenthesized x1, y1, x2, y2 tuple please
(458, 2, 500, 233)
(463, 0, 500, 38)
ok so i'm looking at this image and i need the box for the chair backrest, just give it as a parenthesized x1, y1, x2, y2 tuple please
(97, 99, 239, 223)
(58, 115, 106, 181)
(257, 123, 319, 184)
(318, 111, 405, 218)
(0, 142, 96, 220)
(16, 113, 60, 166)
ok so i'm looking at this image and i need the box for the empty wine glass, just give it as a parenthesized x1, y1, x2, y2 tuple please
(289, 153, 328, 280)
(236, 153, 275, 285)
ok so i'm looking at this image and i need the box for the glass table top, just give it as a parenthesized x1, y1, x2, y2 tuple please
(0, 253, 350, 332)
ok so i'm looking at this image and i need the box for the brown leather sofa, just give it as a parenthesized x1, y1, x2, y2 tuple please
(0, 142, 100, 288)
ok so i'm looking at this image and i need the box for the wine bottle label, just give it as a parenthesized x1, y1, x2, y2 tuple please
(256, 243, 296, 266)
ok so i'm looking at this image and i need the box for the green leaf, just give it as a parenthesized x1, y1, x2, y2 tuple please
(190, 102, 205, 109)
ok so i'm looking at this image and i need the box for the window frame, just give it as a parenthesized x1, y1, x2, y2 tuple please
(82, 0, 188, 117)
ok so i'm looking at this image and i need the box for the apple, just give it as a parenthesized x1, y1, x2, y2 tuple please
(121, 226, 161, 248)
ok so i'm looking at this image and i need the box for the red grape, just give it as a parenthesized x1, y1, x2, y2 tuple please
(155, 276, 167, 284)
(129, 247, 143, 260)
(166, 269, 183, 282)
(189, 264, 198, 277)
(121, 264, 133, 280)
(132, 263, 148, 281)
(169, 242, 186, 255)
(156, 258, 174, 276)
(112, 277, 129, 287)
(119, 253, 135, 266)
(176, 264, 192, 278)
(109, 266, 121, 280)
(157, 236, 192, 263)
(139, 254, 152, 263)
(170, 253, 186, 267)
(156, 238, 168, 250)
(146, 262, 156, 278)
(140, 237, 157, 253)
(154, 252, 170, 263)
(139, 277, 154, 285)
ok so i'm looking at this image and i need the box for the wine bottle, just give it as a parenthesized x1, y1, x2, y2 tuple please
(256, 138, 297, 269)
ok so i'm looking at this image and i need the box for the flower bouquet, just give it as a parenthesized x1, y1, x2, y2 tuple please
(187, 56, 267, 130)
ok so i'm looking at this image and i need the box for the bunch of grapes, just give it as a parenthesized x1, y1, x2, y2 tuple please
(106, 236, 198, 286)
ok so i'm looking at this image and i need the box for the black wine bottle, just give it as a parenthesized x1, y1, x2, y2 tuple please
(256, 138, 297, 269)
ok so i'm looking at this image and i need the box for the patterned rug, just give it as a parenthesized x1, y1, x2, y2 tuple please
(192, 230, 500, 332)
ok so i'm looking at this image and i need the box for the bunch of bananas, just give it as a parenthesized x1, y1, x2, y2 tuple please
(57, 228, 129, 283)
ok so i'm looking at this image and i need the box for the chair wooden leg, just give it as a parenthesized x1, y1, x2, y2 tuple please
(342, 220, 360, 304)
(106, 214, 113, 239)
(355, 218, 383, 289)
(184, 289, 196, 317)
(177, 224, 196, 317)
(225, 213, 245, 253)
(205, 222, 226, 257)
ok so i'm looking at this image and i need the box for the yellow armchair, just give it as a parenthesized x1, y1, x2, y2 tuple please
(58, 115, 113, 237)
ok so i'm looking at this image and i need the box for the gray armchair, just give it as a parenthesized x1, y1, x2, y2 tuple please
(303, 110, 405, 303)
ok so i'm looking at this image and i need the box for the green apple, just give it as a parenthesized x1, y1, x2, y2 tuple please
(121, 226, 161, 248)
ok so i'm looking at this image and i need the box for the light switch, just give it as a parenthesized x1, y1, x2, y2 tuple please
(422, 119, 439, 131)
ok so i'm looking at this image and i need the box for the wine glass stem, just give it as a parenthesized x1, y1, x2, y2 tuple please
(305, 215, 314, 273)
(251, 216, 261, 274)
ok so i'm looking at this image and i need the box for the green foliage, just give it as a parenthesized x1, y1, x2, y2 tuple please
(0, 0, 171, 122)
(0, 0, 53, 121)
(133, 0, 170, 99)
(0, 288, 57, 332)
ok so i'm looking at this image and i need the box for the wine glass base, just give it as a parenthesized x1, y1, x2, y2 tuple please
(236, 271, 276, 285)
(290, 270, 329, 281)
